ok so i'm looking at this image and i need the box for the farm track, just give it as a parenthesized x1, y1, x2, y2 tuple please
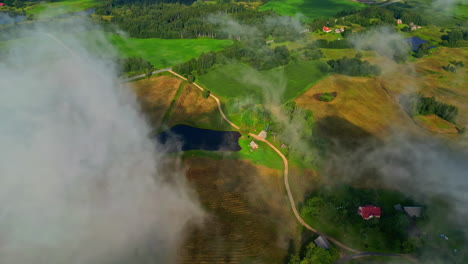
(47, 30, 419, 264)
(166, 70, 417, 264)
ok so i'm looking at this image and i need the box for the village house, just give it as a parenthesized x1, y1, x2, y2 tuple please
(334, 28, 345, 34)
(314, 236, 331, 250)
(258, 130, 267, 139)
(397, 19, 403, 25)
(322, 26, 332, 33)
(358, 205, 381, 220)
(409, 22, 421, 31)
(403, 206, 423, 218)
(249, 141, 259, 150)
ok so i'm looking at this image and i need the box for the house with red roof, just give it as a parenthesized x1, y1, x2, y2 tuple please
(0, 3, 5, 6)
(358, 205, 381, 220)
(322, 26, 332, 33)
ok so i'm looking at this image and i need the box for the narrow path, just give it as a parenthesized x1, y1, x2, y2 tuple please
(149, 70, 416, 263)
(123, 67, 173, 82)
(167, 71, 360, 252)
(39, 32, 418, 262)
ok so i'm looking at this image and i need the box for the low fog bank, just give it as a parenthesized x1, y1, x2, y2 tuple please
(0, 20, 202, 264)
(324, 129, 468, 219)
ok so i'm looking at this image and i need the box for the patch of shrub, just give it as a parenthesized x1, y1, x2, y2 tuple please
(319, 92, 335, 102)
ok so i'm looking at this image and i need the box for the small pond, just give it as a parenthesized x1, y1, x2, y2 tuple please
(404, 37, 436, 52)
(157, 124, 241, 152)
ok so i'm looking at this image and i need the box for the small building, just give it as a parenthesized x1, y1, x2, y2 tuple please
(397, 19, 403, 25)
(322, 26, 332, 33)
(314, 236, 331, 250)
(394, 204, 403, 212)
(404, 206, 423, 218)
(266, 39, 274, 44)
(0, 3, 4, 6)
(258, 130, 267, 139)
(358, 205, 381, 220)
(334, 28, 341, 34)
(249, 141, 259, 150)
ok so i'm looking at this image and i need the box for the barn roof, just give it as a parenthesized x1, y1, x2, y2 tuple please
(358, 205, 381, 220)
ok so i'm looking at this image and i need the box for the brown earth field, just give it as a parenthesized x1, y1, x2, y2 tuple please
(294, 74, 418, 147)
(131, 75, 183, 127)
(413, 114, 459, 135)
(167, 83, 230, 131)
(371, 47, 468, 127)
(177, 158, 311, 264)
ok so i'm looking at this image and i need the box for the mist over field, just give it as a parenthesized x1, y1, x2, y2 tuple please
(0, 20, 203, 264)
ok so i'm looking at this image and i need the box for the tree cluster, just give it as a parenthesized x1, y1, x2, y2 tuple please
(173, 43, 292, 77)
(301, 186, 416, 253)
(412, 94, 458, 123)
(96, 1, 302, 41)
(314, 39, 352, 49)
(414, 42, 430, 58)
(441, 29, 468, 47)
(288, 241, 339, 264)
(327, 57, 381, 76)
(117, 57, 154, 74)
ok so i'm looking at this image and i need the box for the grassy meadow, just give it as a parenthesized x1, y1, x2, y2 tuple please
(198, 60, 329, 104)
(26, 0, 102, 17)
(0, 32, 233, 69)
(110, 35, 234, 69)
(259, 0, 366, 21)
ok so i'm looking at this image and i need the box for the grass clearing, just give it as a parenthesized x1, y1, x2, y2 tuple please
(26, 0, 103, 18)
(110, 35, 233, 69)
(0, 32, 233, 69)
(259, 0, 365, 21)
(413, 114, 458, 134)
(237, 137, 283, 169)
(198, 60, 329, 103)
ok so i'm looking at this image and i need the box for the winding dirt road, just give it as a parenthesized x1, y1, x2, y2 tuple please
(163, 70, 415, 263)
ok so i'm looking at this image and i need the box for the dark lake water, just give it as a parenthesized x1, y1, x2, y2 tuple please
(405, 37, 434, 52)
(157, 125, 241, 152)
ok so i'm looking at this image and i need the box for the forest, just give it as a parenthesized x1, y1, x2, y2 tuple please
(327, 57, 381, 77)
(96, 1, 303, 40)
(413, 94, 459, 123)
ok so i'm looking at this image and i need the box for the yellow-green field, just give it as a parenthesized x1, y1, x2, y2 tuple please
(259, 0, 366, 21)
(413, 114, 458, 134)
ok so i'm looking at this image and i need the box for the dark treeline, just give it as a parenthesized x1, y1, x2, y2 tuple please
(314, 39, 352, 49)
(311, 5, 425, 33)
(327, 57, 381, 76)
(117, 57, 154, 74)
(174, 42, 293, 75)
(403, 93, 459, 123)
(96, 2, 299, 40)
(441, 29, 468, 47)
(415, 95, 458, 123)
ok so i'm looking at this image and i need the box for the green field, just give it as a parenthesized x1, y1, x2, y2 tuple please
(259, 0, 366, 21)
(25, 0, 103, 18)
(198, 60, 329, 103)
(0, 32, 233, 69)
(110, 35, 233, 69)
